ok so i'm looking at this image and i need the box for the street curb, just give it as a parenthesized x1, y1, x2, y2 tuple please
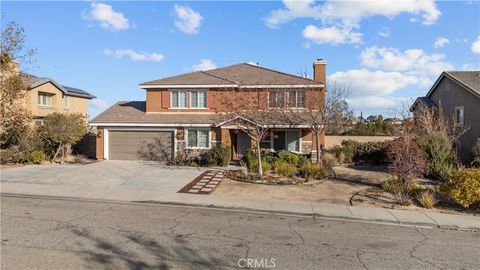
(3, 192, 473, 230)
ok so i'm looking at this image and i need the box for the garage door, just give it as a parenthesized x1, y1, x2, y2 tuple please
(108, 130, 173, 160)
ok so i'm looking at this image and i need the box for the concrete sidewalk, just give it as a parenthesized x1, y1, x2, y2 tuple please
(1, 181, 479, 230)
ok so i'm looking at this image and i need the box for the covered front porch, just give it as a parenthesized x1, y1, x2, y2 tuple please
(219, 128, 317, 160)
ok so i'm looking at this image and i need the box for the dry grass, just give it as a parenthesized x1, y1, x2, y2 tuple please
(417, 190, 437, 209)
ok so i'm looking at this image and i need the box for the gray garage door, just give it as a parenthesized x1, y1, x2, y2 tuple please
(108, 130, 173, 160)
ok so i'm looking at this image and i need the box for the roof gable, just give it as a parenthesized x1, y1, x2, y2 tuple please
(23, 73, 96, 99)
(426, 71, 480, 100)
(140, 63, 323, 88)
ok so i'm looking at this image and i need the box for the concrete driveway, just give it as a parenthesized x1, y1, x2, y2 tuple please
(1, 161, 206, 201)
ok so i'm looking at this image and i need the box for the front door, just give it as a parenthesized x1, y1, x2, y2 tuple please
(273, 130, 300, 152)
(236, 131, 251, 159)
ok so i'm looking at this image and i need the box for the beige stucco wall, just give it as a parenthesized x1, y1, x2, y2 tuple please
(324, 136, 397, 149)
(26, 82, 89, 118)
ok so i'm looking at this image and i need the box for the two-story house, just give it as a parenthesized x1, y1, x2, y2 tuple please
(23, 73, 96, 125)
(90, 60, 327, 161)
(411, 71, 480, 164)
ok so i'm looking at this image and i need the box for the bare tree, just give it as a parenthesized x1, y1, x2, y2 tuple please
(283, 82, 352, 162)
(412, 102, 467, 143)
(216, 89, 280, 176)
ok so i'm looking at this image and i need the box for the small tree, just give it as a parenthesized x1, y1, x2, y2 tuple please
(39, 113, 87, 163)
(217, 89, 280, 176)
(387, 121, 428, 204)
(283, 82, 353, 162)
(0, 21, 35, 147)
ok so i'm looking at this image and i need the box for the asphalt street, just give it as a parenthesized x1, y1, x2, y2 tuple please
(1, 195, 479, 270)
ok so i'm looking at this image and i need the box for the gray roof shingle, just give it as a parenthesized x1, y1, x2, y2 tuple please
(23, 73, 96, 99)
(140, 63, 322, 87)
(445, 71, 480, 95)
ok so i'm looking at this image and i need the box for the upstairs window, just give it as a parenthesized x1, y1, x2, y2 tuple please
(288, 91, 305, 108)
(63, 95, 70, 108)
(268, 91, 285, 108)
(38, 92, 53, 106)
(455, 106, 464, 125)
(190, 90, 207, 108)
(171, 91, 187, 108)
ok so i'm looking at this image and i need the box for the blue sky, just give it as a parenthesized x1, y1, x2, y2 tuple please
(3, 0, 480, 118)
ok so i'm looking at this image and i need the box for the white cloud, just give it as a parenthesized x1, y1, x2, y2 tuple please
(302, 25, 362, 45)
(360, 46, 453, 77)
(266, 0, 440, 28)
(378, 27, 391, 37)
(434, 37, 450, 48)
(174, 5, 203, 34)
(191, 59, 217, 71)
(471, 36, 480, 54)
(329, 69, 421, 97)
(89, 98, 110, 110)
(84, 3, 129, 31)
(102, 49, 164, 62)
(347, 96, 412, 111)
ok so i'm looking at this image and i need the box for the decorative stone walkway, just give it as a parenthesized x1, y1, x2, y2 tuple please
(177, 170, 224, 195)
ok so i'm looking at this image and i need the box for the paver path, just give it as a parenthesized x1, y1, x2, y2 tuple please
(178, 170, 223, 195)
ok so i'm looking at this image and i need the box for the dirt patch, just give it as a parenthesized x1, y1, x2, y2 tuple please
(213, 165, 390, 204)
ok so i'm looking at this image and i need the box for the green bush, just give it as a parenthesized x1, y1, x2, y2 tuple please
(440, 168, 480, 208)
(274, 160, 296, 177)
(417, 131, 456, 181)
(299, 163, 326, 180)
(382, 179, 404, 194)
(28, 150, 46, 164)
(328, 140, 388, 165)
(277, 150, 300, 165)
(245, 149, 258, 173)
(354, 141, 388, 164)
(203, 144, 231, 167)
(262, 151, 278, 165)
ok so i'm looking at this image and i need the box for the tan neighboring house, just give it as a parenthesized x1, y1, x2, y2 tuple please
(90, 60, 327, 161)
(23, 73, 96, 125)
(411, 71, 480, 164)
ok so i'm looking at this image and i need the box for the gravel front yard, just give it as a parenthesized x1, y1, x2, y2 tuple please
(213, 165, 390, 205)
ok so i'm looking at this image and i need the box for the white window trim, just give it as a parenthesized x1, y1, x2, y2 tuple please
(103, 128, 177, 160)
(38, 93, 53, 107)
(189, 90, 207, 109)
(267, 90, 285, 108)
(286, 90, 306, 109)
(63, 95, 70, 109)
(454, 106, 464, 126)
(270, 129, 302, 154)
(185, 128, 211, 149)
(170, 90, 188, 109)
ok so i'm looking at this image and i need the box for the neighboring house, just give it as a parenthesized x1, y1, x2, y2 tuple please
(411, 71, 480, 164)
(90, 60, 327, 161)
(23, 74, 96, 125)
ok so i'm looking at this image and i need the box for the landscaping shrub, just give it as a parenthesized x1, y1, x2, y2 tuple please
(245, 149, 258, 173)
(274, 160, 296, 177)
(204, 144, 231, 167)
(262, 151, 278, 165)
(28, 149, 46, 164)
(328, 140, 388, 165)
(382, 179, 403, 194)
(417, 190, 437, 209)
(277, 150, 299, 165)
(440, 168, 480, 208)
(471, 139, 480, 168)
(417, 131, 456, 181)
(299, 163, 326, 180)
(354, 141, 388, 164)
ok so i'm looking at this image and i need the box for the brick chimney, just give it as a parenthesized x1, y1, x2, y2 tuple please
(313, 59, 327, 84)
